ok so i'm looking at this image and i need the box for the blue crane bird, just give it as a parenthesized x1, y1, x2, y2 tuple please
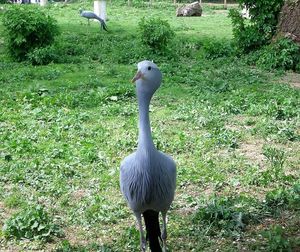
(120, 60, 176, 252)
(79, 9, 108, 31)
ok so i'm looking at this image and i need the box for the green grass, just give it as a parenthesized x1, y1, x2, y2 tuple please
(0, 1, 300, 251)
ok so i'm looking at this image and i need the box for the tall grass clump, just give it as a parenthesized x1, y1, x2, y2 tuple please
(2, 5, 59, 62)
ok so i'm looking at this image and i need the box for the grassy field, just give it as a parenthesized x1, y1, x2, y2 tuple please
(0, 1, 299, 251)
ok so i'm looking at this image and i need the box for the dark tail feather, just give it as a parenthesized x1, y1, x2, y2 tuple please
(143, 210, 162, 252)
(96, 16, 108, 31)
(101, 22, 108, 31)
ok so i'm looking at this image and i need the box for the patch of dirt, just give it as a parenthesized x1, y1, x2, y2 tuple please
(247, 210, 300, 237)
(59, 224, 119, 250)
(234, 186, 270, 202)
(71, 189, 89, 201)
(225, 115, 256, 131)
(63, 226, 92, 246)
(0, 202, 16, 224)
(281, 72, 300, 89)
(238, 140, 266, 166)
(175, 183, 215, 216)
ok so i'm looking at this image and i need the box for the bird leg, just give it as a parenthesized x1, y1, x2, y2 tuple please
(87, 19, 90, 25)
(161, 212, 168, 252)
(135, 212, 146, 252)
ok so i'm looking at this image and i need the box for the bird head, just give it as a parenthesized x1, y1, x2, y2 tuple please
(132, 60, 162, 96)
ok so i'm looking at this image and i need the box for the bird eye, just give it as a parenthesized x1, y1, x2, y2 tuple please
(148, 66, 152, 71)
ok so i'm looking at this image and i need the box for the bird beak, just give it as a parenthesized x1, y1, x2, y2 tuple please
(131, 71, 144, 83)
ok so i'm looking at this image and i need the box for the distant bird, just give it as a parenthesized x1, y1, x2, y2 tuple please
(79, 9, 107, 31)
(120, 60, 176, 252)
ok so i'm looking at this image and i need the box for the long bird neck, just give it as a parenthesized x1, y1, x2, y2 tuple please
(137, 92, 155, 152)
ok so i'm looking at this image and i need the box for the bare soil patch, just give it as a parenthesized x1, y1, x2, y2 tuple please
(281, 72, 300, 89)
(238, 140, 266, 166)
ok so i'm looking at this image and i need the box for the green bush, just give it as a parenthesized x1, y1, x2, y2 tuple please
(27, 45, 59, 65)
(2, 5, 59, 62)
(265, 188, 289, 208)
(263, 225, 292, 252)
(202, 39, 235, 59)
(256, 39, 300, 71)
(193, 195, 259, 236)
(138, 17, 174, 52)
(2, 204, 62, 241)
(229, 0, 285, 53)
(262, 145, 286, 179)
(266, 184, 300, 210)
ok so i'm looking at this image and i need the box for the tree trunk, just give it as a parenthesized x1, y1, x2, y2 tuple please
(277, 0, 300, 43)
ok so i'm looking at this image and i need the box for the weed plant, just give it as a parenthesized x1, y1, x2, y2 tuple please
(262, 225, 293, 252)
(3, 205, 62, 241)
(193, 195, 264, 238)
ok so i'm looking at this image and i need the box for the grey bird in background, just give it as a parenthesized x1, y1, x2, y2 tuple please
(79, 9, 108, 31)
(120, 60, 176, 252)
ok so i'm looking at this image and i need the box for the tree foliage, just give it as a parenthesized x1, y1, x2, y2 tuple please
(229, 0, 285, 52)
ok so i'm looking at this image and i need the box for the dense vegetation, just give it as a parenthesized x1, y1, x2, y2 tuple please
(2, 5, 59, 61)
(229, 0, 300, 71)
(0, 1, 299, 251)
(229, 0, 285, 52)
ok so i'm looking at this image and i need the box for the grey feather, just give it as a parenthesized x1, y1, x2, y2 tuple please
(120, 150, 176, 213)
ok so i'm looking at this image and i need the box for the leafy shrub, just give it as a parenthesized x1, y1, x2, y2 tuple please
(248, 145, 289, 185)
(265, 188, 289, 208)
(174, 40, 201, 59)
(263, 225, 292, 252)
(266, 184, 300, 211)
(120, 226, 140, 250)
(256, 39, 300, 71)
(263, 98, 299, 121)
(27, 45, 59, 65)
(3, 204, 62, 241)
(138, 17, 174, 52)
(203, 39, 235, 59)
(210, 128, 239, 148)
(229, 0, 285, 53)
(252, 118, 299, 143)
(296, 62, 300, 73)
(193, 195, 259, 237)
(2, 5, 59, 61)
(262, 145, 286, 179)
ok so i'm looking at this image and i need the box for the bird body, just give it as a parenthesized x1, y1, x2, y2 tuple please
(79, 10, 107, 31)
(120, 60, 176, 252)
(120, 150, 176, 213)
